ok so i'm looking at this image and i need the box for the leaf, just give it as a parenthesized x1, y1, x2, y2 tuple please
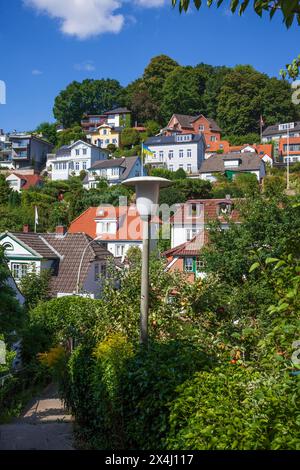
(265, 257, 279, 264)
(249, 262, 260, 273)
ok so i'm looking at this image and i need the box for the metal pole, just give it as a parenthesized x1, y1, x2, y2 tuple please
(140, 215, 150, 347)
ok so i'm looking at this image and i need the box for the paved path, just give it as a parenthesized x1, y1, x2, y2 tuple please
(0, 383, 74, 450)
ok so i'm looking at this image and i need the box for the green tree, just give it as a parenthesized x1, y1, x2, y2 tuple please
(161, 66, 206, 122)
(56, 126, 86, 149)
(35, 122, 58, 146)
(20, 269, 51, 311)
(143, 55, 179, 106)
(0, 247, 23, 336)
(121, 128, 141, 148)
(53, 79, 123, 128)
(0, 175, 12, 205)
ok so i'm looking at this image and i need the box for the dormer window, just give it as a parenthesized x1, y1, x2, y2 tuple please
(199, 125, 205, 132)
(224, 159, 240, 168)
(217, 202, 232, 216)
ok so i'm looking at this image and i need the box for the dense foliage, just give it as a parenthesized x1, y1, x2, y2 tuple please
(48, 55, 299, 137)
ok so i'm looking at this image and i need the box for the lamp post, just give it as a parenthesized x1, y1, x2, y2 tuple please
(123, 176, 172, 347)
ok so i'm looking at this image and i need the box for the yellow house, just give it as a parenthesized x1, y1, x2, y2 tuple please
(89, 124, 120, 149)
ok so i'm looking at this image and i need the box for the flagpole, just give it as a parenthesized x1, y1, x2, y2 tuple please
(141, 141, 144, 177)
(260, 115, 263, 142)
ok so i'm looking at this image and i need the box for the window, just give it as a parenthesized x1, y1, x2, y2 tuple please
(186, 228, 198, 241)
(187, 164, 192, 173)
(210, 136, 217, 142)
(12, 263, 28, 280)
(169, 165, 174, 172)
(103, 129, 107, 135)
(168, 150, 173, 159)
(179, 149, 184, 158)
(179, 164, 184, 170)
(218, 202, 232, 216)
(82, 162, 87, 170)
(75, 149, 80, 156)
(75, 162, 80, 171)
(83, 148, 87, 155)
(112, 139, 117, 144)
(116, 245, 125, 257)
(159, 151, 164, 160)
(62, 162, 67, 170)
(196, 260, 205, 271)
(69, 162, 74, 170)
(100, 263, 107, 278)
(187, 149, 192, 158)
(105, 139, 110, 145)
(112, 168, 119, 176)
(184, 258, 194, 273)
(3, 243, 13, 251)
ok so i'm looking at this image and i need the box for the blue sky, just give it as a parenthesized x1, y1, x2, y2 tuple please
(0, 0, 299, 132)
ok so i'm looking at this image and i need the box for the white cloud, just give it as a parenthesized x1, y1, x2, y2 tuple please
(74, 61, 96, 72)
(32, 69, 43, 75)
(24, 0, 165, 40)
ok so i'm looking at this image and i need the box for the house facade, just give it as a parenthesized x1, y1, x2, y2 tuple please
(278, 136, 300, 163)
(163, 114, 222, 144)
(163, 198, 240, 281)
(69, 205, 160, 261)
(83, 156, 142, 189)
(7, 134, 53, 172)
(6, 173, 43, 192)
(81, 108, 131, 136)
(197, 152, 266, 182)
(89, 124, 121, 149)
(0, 228, 112, 299)
(144, 133, 206, 174)
(46, 140, 108, 181)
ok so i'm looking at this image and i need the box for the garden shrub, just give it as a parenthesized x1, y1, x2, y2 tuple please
(120, 340, 213, 450)
(166, 366, 300, 450)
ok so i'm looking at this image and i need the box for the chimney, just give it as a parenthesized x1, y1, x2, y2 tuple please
(23, 224, 30, 233)
(55, 225, 67, 237)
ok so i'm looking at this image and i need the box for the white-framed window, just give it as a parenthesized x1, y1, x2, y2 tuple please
(62, 162, 67, 170)
(82, 162, 87, 170)
(12, 263, 28, 280)
(116, 245, 125, 257)
(169, 165, 174, 172)
(196, 260, 205, 271)
(179, 149, 184, 158)
(184, 257, 194, 273)
(168, 150, 173, 159)
(199, 125, 205, 132)
(75, 162, 80, 171)
(112, 168, 119, 176)
(69, 162, 74, 170)
(210, 136, 217, 142)
(103, 129, 107, 135)
(112, 138, 117, 144)
(159, 151, 164, 160)
(186, 228, 198, 241)
(187, 164, 192, 173)
(187, 149, 192, 158)
(83, 148, 87, 155)
(179, 164, 184, 169)
(105, 139, 110, 144)
(75, 149, 80, 156)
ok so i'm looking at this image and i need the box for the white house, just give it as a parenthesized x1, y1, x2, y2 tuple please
(144, 134, 206, 174)
(83, 156, 143, 189)
(47, 140, 108, 181)
(0, 228, 112, 299)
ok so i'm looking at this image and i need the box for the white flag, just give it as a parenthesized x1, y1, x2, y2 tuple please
(35, 206, 39, 226)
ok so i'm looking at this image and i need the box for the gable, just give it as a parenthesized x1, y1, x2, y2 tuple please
(0, 234, 41, 259)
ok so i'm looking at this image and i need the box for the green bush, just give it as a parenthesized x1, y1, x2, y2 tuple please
(120, 340, 212, 450)
(166, 366, 300, 450)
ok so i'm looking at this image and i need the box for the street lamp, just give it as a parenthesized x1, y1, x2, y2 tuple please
(123, 176, 172, 346)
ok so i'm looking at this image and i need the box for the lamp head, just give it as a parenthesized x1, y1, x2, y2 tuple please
(123, 176, 172, 218)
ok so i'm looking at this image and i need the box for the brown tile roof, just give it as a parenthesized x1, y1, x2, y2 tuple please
(171, 199, 240, 225)
(42, 233, 111, 296)
(199, 152, 263, 173)
(163, 231, 209, 257)
(10, 232, 59, 259)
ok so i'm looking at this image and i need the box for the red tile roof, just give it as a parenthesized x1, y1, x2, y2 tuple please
(69, 205, 160, 241)
(9, 173, 43, 190)
(171, 199, 240, 225)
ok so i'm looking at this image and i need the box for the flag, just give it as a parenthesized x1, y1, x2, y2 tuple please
(142, 143, 155, 157)
(35, 206, 39, 227)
